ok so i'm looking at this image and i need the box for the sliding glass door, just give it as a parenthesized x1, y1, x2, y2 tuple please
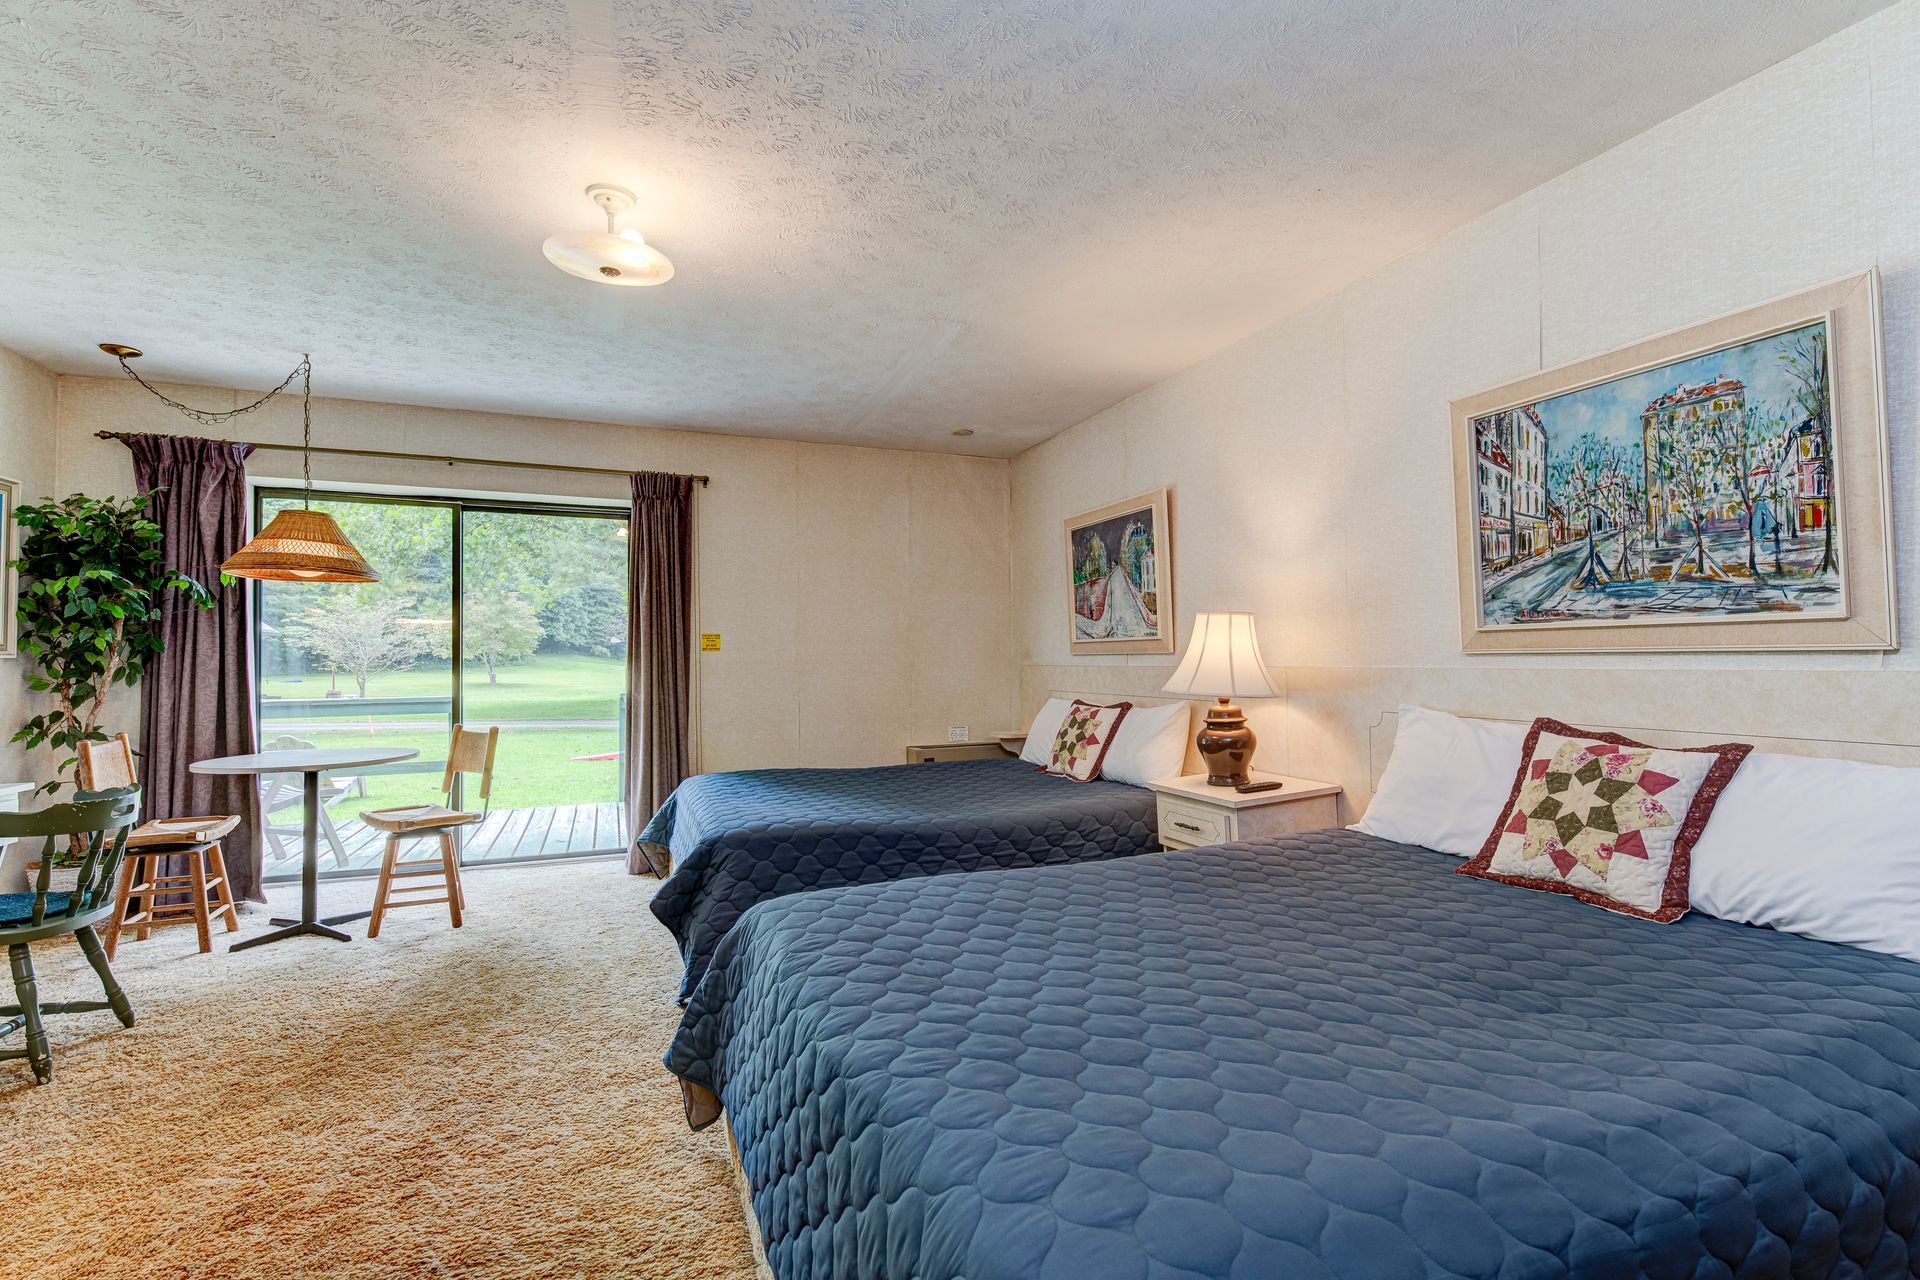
(458, 508, 629, 859)
(252, 490, 628, 877)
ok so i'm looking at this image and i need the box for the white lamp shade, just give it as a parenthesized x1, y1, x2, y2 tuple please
(1161, 611, 1280, 700)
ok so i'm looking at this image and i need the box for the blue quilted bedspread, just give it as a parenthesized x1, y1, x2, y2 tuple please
(644, 759, 1157, 1000)
(667, 829, 1920, 1280)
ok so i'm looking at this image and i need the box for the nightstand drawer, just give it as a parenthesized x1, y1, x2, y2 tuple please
(1158, 798, 1229, 847)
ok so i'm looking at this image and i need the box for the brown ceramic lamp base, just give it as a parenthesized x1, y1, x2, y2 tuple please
(1196, 697, 1256, 787)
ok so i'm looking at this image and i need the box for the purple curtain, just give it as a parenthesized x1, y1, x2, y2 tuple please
(126, 435, 265, 902)
(627, 472, 695, 876)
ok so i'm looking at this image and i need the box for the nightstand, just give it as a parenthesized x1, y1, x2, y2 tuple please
(1145, 772, 1342, 850)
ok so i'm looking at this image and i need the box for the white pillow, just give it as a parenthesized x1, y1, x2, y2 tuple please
(1352, 704, 1529, 855)
(1690, 752, 1920, 963)
(1099, 702, 1191, 788)
(1018, 698, 1075, 766)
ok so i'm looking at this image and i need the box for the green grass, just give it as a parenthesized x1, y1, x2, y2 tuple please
(260, 652, 625, 812)
(261, 652, 624, 723)
(296, 725, 623, 811)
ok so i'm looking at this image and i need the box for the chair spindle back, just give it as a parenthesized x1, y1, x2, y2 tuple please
(0, 791, 141, 928)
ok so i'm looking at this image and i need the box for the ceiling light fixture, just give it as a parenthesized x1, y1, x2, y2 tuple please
(543, 184, 674, 287)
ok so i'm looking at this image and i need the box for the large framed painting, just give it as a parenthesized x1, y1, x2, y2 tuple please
(0, 474, 17, 657)
(1066, 488, 1174, 655)
(1452, 271, 1893, 654)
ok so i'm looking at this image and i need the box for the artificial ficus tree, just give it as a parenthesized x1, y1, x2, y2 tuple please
(10, 491, 212, 798)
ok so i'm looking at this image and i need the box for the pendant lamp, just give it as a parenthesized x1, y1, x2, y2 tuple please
(99, 344, 378, 583)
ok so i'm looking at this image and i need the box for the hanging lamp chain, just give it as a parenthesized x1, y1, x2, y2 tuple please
(301, 354, 314, 507)
(112, 351, 310, 427)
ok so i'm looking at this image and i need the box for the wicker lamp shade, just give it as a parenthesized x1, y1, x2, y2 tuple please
(221, 507, 378, 583)
(95, 344, 381, 585)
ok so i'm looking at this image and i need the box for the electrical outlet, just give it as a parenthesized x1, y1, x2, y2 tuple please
(947, 725, 968, 743)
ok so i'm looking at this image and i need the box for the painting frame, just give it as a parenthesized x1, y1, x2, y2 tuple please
(1066, 487, 1174, 656)
(0, 474, 17, 658)
(1451, 270, 1894, 654)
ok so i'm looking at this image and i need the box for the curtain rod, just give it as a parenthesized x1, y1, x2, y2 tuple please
(94, 430, 709, 486)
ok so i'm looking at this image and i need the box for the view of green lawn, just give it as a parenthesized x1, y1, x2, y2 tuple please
(263, 653, 625, 810)
(298, 725, 623, 811)
(261, 653, 624, 724)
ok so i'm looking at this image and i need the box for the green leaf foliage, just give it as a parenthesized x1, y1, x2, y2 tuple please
(9, 491, 213, 795)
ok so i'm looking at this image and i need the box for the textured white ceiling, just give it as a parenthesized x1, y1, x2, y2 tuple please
(0, 0, 1892, 457)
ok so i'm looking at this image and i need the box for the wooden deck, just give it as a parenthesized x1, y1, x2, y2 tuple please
(265, 802, 629, 876)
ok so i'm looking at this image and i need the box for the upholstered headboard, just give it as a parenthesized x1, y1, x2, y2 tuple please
(1367, 708, 1920, 792)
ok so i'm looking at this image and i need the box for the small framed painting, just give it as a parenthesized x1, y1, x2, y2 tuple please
(1066, 488, 1174, 655)
(1451, 271, 1894, 654)
(0, 474, 16, 657)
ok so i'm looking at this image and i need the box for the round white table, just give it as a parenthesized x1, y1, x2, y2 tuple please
(192, 747, 419, 951)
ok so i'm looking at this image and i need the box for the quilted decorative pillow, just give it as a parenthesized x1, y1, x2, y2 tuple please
(1458, 717, 1750, 922)
(1043, 699, 1132, 782)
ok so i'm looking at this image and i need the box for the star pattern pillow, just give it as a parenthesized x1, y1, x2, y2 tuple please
(1043, 699, 1132, 783)
(1458, 717, 1751, 922)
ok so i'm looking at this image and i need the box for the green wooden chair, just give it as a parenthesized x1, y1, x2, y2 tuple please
(0, 790, 141, 1085)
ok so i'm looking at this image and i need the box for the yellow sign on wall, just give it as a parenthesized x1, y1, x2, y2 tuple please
(700, 633, 722, 652)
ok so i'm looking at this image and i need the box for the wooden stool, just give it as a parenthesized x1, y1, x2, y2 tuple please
(361, 724, 497, 937)
(76, 735, 243, 959)
(107, 817, 243, 959)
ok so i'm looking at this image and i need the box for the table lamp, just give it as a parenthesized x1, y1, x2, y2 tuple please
(1161, 611, 1280, 786)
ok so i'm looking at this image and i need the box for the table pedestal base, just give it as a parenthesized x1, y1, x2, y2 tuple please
(267, 909, 373, 929)
(231, 920, 354, 951)
(229, 771, 381, 952)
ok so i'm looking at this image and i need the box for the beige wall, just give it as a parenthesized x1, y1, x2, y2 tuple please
(39, 375, 1013, 780)
(0, 346, 58, 789)
(1012, 3, 1920, 820)
(9, 2, 1918, 842)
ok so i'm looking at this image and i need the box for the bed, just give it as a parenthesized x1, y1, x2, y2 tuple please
(644, 757, 1158, 1001)
(667, 829, 1920, 1279)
